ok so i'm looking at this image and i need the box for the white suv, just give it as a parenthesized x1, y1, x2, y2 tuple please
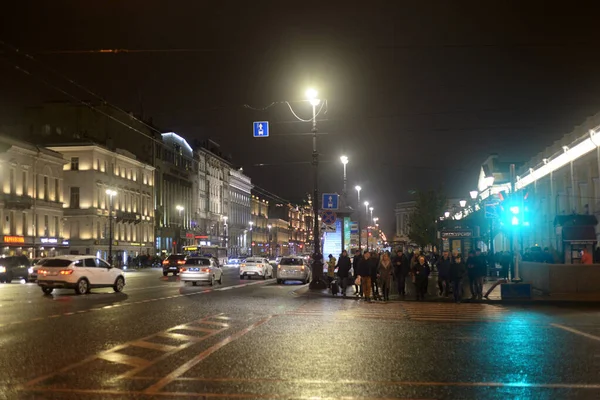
(37, 255, 125, 295)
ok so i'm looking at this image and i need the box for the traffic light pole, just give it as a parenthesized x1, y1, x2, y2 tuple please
(510, 163, 522, 283)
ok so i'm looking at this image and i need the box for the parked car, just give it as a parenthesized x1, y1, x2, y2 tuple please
(162, 254, 187, 276)
(180, 257, 223, 286)
(240, 257, 273, 280)
(276, 256, 311, 284)
(37, 255, 125, 295)
(0, 255, 30, 283)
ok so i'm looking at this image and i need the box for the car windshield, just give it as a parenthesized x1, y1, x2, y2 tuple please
(280, 258, 304, 265)
(167, 254, 186, 261)
(42, 259, 72, 267)
(185, 258, 211, 266)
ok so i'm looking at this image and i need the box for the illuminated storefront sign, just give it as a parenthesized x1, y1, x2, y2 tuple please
(41, 237, 58, 244)
(3, 236, 25, 244)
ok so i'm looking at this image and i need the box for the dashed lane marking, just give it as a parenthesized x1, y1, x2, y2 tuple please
(551, 323, 600, 342)
(0, 279, 275, 328)
(23, 313, 231, 388)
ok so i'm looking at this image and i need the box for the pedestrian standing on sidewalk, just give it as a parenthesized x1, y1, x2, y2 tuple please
(327, 254, 336, 287)
(352, 250, 363, 297)
(336, 250, 352, 297)
(358, 251, 374, 302)
(378, 252, 393, 301)
(392, 249, 409, 298)
(436, 251, 451, 297)
(370, 252, 380, 300)
(474, 248, 487, 300)
(466, 250, 477, 299)
(449, 254, 467, 303)
(413, 256, 429, 300)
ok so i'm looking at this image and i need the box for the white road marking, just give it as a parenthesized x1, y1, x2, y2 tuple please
(551, 323, 600, 342)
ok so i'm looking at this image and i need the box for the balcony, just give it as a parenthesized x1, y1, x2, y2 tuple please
(0, 193, 33, 210)
(115, 211, 142, 224)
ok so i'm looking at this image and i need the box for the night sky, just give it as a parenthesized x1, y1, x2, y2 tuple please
(3, 1, 600, 236)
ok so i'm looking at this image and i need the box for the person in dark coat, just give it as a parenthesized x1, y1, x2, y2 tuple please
(436, 251, 452, 297)
(370, 252, 380, 300)
(392, 249, 410, 298)
(466, 250, 477, 299)
(352, 250, 362, 296)
(336, 250, 352, 297)
(473, 248, 487, 300)
(357, 251, 377, 302)
(413, 256, 430, 300)
(449, 254, 467, 303)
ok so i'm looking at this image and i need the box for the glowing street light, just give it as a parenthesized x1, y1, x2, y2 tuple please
(459, 200, 467, 208)
(355, 186, 362, 251)
(340, 155, 348, 199)
(470, 190, 478, 200)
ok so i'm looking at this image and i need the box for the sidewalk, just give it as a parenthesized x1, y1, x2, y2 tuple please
(300, 274, 600, 305)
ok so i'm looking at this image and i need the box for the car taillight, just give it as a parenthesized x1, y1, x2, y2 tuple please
(277, 265, 281, 269)
(0, 266, 5, 273)
(258, 264, 263, 268)
(180, 268, 187, 272)
(60, 270, 74, 275)
(201, 268, 210, 273)
(177, 260, 186, 265)
(162, 260, 169, 265)
(241, 263, 246, 267)
(301, 265, 305, 271)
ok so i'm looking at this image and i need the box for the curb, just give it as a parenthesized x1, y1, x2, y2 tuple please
(294, 288, 600, 306)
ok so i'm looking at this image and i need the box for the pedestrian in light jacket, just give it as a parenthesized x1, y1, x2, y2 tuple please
(378, 253, 393, 301)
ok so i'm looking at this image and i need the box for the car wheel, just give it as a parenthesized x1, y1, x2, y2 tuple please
(42, 287, 53, 295)
(239, 275, 243, 280)
(192, 281, 197, 286)
(209, 275, 215, 286)
(75, 278, 89, 295)
(163, 271, 168, 277)
(113, 276, 125, 293)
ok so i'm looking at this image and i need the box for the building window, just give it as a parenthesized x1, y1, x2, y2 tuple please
(70, 157, 79, 171)
(54, 179, 60, 201)
(22, 212, 27, 236)
(70, 187, 80, 208)
(44, 215, 49, 237)
(22, 171, 27, 196)
(43, 176, 49, 200)
(9, 211, 15, 235)
(96, 159, 100, 170)
(10, 169, 15, 194)
(54, 216, 59, 237)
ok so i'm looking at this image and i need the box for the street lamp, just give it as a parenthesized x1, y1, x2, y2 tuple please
(306, 88, 325, 289)
(340, 155, 348, 199)
(364, 201, 369, 214)
(369, 207, 374, 224)
(444, 211, 450, 218)
(355, 186, 362, 251)
(175, 205, 184, 253)
(470, 190, 478, 200)
(459, 200, 467, 208)
(249, 221, 254, 256)
(106, 189, 117, 264)
(223, 216, 228, 249)
(267, 224, 272, 257)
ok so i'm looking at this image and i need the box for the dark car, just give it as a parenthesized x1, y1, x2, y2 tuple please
(162, 254, 186, 276)
(0, 255, 30, 283)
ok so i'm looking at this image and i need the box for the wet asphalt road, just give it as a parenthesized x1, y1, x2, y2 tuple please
(0, 267, 599, 399)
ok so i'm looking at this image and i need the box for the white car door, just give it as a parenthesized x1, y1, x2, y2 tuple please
(82, 257, 100, 284)
(94, 258, 115, 285)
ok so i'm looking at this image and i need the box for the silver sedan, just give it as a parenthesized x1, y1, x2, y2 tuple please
(180, 257, 223, 286)
(276, 256, 311, 284)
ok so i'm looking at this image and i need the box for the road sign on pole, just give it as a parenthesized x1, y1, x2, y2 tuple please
(484, 203, 499, 219)
(322, 193, 339, 210)
(322, 224, 336, 233)
(253, 121, 269, 137)
(321, 210, 337, 225)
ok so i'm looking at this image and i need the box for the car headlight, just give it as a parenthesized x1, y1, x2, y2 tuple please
(0, 266, 5, 273)
(28, 267, 34, 274)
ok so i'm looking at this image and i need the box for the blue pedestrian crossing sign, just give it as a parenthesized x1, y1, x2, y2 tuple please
(253, 121, 269, 138)
(322, 193, 339, 210)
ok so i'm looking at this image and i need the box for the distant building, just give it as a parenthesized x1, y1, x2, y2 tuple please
(250, 193, 269, 256)
(47, 144, 155, 264)
(0, 135, 67, 258)
(394, 201, 416, 240)
(228, 168, 252, 256)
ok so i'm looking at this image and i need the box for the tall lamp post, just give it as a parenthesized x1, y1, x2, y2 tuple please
(176, 205, 184, 253)
(340, 155, 348, 203)
(267, 224, 272, 257)
(249, 221, 254, 256)
(223, 216, 228, 250)
(355, 186, 362, 251)
(106, 189, 117, 263)
(373, 217, 379, 251)
(306, 88, 326, 289)
(369, 207, 374, 251)
(364, 201, 369, 251)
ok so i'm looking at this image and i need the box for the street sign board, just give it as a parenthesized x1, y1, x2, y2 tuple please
(484, 203, 499, 219)
(350, 222, 359, 234)
(253, 121, 269, 137)
(322, 224, 336, 233)
(321, 210, 336, 225)
(322, 193, 339, 210)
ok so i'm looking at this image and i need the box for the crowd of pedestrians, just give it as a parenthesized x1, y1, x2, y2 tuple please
(329, 247, 496, 303)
